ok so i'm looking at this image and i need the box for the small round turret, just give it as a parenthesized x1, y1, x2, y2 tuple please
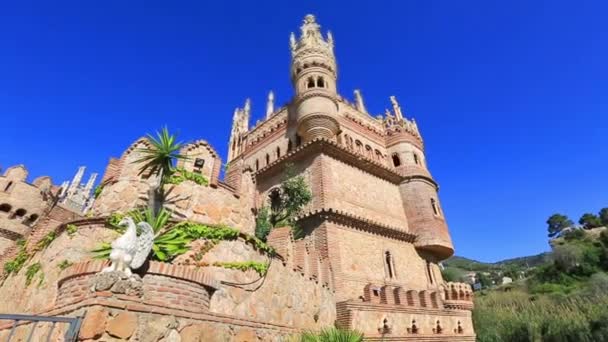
(290, 15, 340, 142)
(382, 99, 454, 259)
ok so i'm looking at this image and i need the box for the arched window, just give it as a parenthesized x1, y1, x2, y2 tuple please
(375, 149, 383, 161)
(4, 181, 13, 192)
(24, 214, 39, 226)
(435, 321, 442, 334)
(13, 208, 27, 219)
(431, 198, 439, 215)
(355, 140, 363, 154)
(269, 189, 282, 213)
(255, 159, 259, 171)
(457, 321, 464, 334)
(0, 203, 11, 213)
(276, 146, 281, 159)
(307, 77, 315, 88)
(409, 320, 418, 334)
(392, 154, 401, 167)
(385, 251, 396, 279)
(413, 153, 419, 165)
(365, 145, 373, 158)
(265, 153, 270, 166)
(317, 77, 325, 88)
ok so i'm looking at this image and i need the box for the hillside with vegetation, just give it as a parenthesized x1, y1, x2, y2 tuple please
(465, 207, 608, 341)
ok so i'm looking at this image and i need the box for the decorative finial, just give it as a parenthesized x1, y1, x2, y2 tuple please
(266, 91, 275, 119)
(354, 89, 367, 113)
(327, 31, 334, 49)
(390, 96, 403, 120)
(244, 98, 251, 115)
(290, 32, 297, 51)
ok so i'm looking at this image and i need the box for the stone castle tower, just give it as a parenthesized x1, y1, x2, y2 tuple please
(0, 15, 474, 341)
(226, 14, 454, 297)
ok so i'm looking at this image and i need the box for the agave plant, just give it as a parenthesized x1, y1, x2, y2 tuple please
(299, 328, 363, 342)
(93, 208, 191, 262)
(133, 127, 187, 215)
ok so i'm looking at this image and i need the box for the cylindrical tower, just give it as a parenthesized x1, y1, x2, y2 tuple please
(383, 101, 454, 260)
(290, 15, 340, 142)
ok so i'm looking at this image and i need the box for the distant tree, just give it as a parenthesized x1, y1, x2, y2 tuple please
(441, 268, 462, 282)
(579, 213, 603, 230)
(599, 208, 608, 227)
(547, 214, 574, 238)
(476, 272, 492, 288)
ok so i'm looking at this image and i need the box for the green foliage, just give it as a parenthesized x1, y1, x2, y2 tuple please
(255, 206, 272, 241)
(66, 224, 78, 237)
(213, 261, 269, 276)
(133, 126, 187, 184)
(93, 184, 104, 199)
(441, 267, 464, 282)
(97, 208, 188, 262)
(166, 167, 209, 186)
(97, 210, 274, 263)
(25, 262, 42, 286)
(298, 328, 363, 342)
(580, 213, 603, 230)
(34, 231, 56, 251)
(174, 221, 239, 242)
(3, 240, 29, 275)
(58, 260, 73, 271)
(599, 208, 608, 227)
(476, 272, 493, 287)
(547, 213, 574, 238)
(254, 164, 312, 241)
(474, 290, 608, 342)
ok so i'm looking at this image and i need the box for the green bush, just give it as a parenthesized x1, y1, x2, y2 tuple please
(255, 206, 272, 241)
(298, 328, 363, 342)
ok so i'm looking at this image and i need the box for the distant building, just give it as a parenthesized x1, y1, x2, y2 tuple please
(57, 166, 97, 214)
(502, 276, 513, 285)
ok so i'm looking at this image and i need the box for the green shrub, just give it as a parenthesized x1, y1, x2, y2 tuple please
(255, 206, 272, 241)
(213, 261, 269, 276)
(34, 231, 56, 251)
(3, 240, 29, 275)
(58, 260, 73, 271)
(298, 328, 363, 342)
(25, 262, 42, 286)
(66, 224, 78, 237)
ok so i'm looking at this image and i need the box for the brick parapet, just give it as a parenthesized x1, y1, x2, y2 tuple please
(56, 260, 219, 314)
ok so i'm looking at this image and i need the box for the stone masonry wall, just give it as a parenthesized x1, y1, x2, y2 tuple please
(325, 221, 434, 302)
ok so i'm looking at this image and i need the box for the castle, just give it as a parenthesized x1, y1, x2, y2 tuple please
(0, 15, 474, 341)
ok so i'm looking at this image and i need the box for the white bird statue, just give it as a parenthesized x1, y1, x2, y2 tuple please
(102, 216, 155, 277)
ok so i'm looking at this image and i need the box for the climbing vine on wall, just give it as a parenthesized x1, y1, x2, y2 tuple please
(166, 167, 209, 186)
(213, 261, 270, 277)
(95, 209, 275, 263)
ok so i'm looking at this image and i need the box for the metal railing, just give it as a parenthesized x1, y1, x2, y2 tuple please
(0, 314, 82, 342)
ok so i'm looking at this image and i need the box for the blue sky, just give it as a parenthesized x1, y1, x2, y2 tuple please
(1, 1, 607, 262)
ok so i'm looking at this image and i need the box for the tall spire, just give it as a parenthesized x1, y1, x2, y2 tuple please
(67, 166, 85, 195)
(266, 91, 275, 119)
(84, 173, 98, 194)
(390, 96, 404, 121)
(354, 89, 367, 114)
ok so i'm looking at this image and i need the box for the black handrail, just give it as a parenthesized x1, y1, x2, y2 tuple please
(0, 313, 82, 342)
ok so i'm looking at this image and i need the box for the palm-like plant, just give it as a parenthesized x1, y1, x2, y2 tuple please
(133, 127, 187, 214)
(299, 328, 363, 342)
